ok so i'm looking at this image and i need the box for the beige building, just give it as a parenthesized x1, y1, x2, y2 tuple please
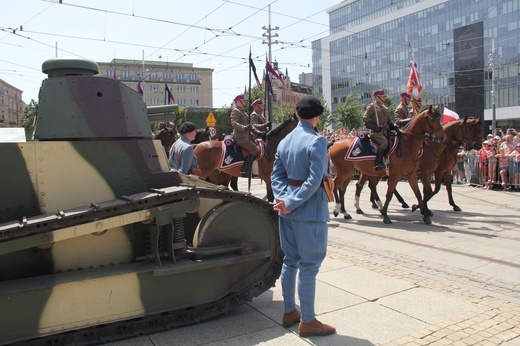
(0, 79, 25, 127)
(97, 59, 214, 107)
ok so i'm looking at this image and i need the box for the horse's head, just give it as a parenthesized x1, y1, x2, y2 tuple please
(461, 117, 483, 150)
(153, 122, 177, 149)
(192, 128, 211, 144)
(413, 105, 446, 143)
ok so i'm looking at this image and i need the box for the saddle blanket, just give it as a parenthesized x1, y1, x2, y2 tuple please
(219, 139, 265, 170)
(344, 136, 398, 161)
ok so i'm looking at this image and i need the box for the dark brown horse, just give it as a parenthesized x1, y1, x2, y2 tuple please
(153, 122, 177, 155)
(193, 114, 299, 202)
(329, 105, 446, 224)
(355, 117, 483, 217)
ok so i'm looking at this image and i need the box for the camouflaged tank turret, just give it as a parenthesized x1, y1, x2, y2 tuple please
(0, 57, 281, 345)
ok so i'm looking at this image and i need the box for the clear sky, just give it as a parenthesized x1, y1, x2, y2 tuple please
(1, 0, 340, 108)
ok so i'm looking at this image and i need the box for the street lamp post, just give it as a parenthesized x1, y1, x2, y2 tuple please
(488, 39, 496, 134)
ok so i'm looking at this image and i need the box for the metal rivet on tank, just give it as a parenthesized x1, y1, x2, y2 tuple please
(145, 210, 152, 218)
(96, 222, 103, 229)
(40, 192, 45, 196)
(41, 234, 50, 242)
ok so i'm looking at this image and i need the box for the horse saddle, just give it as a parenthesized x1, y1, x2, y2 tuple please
(345, 134, 398, 161)
(218, 136, 265, 170)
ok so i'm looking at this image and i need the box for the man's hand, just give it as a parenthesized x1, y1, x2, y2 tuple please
(245, 124, 252, 131)
(273, 198, 291, 215)
(265, 121, 272, 129)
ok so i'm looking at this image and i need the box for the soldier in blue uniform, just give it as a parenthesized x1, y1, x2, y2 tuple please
(271, 96, 336, 337)
(168, 121, 201, 176)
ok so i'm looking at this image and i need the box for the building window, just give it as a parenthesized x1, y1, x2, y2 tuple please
(190, 86, 199, 93)
(121, 71, 130, 79)
(106, 70, 115, 78)
(177, 86, 186, 92)
(150, 98, 159, 105)
(150, 84, 159, 92)
(189, 74, 198, 81)
(163, 72, 172, 80)
(178, 98, 186, 105)
(176, 73, 184, 81)
(190, 99, 199, 106)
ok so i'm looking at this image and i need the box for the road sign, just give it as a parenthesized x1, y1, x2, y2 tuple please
(208, 127, 217, 139)
(205, 112, 217, 127)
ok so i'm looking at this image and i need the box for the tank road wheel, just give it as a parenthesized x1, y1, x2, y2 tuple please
(192, 201, 280, 293)
(193, 201, 277, 252)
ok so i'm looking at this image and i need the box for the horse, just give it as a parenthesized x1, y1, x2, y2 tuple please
(329, 105, 446, 224)
(193, 127, 239, 191)
(153, 122, 177, 155)
(409, 117, 483, 213)
(193, 114, 299, 202)
(353, 117, 483, 217)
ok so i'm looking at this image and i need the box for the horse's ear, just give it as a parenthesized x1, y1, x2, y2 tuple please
(463, 116, 468, 123)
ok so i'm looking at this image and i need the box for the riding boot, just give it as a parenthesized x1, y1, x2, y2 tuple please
(374, 147, 386, 171)
(241, 153, 255, 177)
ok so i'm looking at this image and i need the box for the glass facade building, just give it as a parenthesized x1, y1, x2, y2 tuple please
(313, 0, 520, 132)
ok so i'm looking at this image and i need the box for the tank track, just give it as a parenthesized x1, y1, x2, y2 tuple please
(2, 184, 282, 346)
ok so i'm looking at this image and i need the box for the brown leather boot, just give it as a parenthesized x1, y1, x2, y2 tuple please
(282, 309, 300, 327)
(298, 319, 336, 337)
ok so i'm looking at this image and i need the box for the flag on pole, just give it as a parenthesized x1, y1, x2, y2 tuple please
(264, 71, 274, 98)
(165, 83, 175, 104)
(442, 107, 460, 123)
(266, 59, 284, 83)
(249, 51, 262, 89)
(406, 61, 423, 96)
(137, 82, 144, 96)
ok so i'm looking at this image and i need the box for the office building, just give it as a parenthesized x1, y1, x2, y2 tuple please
(313, 0, 520, 131)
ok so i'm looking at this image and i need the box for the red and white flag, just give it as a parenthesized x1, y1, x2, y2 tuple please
(442, 107, 460, 123)
(406, 61, 423, 96)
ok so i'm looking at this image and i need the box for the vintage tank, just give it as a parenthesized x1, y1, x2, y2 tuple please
(0, 58, 281, 345)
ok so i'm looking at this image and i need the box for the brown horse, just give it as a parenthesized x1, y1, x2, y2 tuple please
(329, 105, 446, 224)
(410, 117, 483, 213)
(354, 117, 483, 217)
(193, 114, 299, 202)
(193, 128, 239, 191)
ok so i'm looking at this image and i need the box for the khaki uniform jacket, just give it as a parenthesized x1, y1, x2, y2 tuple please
(230, 107, 259, 155)
(395, 102, 410, 121)
(250, 111, 269, 137)
(363, 102, 391, 149)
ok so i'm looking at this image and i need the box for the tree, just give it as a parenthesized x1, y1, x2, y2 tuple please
(332, 91, 364, 131)
(20, 100, 38, 141)
(316, 94, 331, 132)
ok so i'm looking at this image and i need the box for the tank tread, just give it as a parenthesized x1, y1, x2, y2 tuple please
(0, 184, 271, 242)
(3, 184, 282, 346)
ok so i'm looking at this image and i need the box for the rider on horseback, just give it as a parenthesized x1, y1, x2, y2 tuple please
(250, 99, 272, 139)
(230, 94, 266, 177)
(363, 89, 398, 171)
(394, 92, 412, 128)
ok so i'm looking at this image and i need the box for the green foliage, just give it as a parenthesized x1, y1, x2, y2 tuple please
(20, 99, 38, 141)
(272, 104, 295, 124)
(332, 91, 364, 131)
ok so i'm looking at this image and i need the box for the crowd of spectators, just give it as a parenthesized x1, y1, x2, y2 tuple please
(455, 128, 520, 191)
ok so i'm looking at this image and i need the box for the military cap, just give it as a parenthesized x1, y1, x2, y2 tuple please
(234, 94, 245, 102)
(296, 96, 324, 119)
(373, 89, 386, 98)
(400, 92, 411, 99)
(178, 121, 196, 134)
(252, 99, 264, 107)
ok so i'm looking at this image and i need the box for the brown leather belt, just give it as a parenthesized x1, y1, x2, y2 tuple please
(289, 179, 304, 186)
(289, 179, 326, 187)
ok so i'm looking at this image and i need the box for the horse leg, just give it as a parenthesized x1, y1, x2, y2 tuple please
(354, 180, 365, 214)
(406, 172, 430, 224)
(230, 176, 239, 191)
(333, 174, 352, 220)
(412, 171, 434, 217)
(380, 176, 398, 224)
(443, 171, 461, 212)
(369, 176, 384, 210)
(393, 187, 409, 208)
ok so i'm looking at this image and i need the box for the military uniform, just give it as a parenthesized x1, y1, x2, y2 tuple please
(169, 135, 197, 174)
(395, 102, 411, 128)
(250, 110, 269, 138)
(271, 96, 335, 337)
(363, 102, 391, 150)
(230, 106, 261, 156)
